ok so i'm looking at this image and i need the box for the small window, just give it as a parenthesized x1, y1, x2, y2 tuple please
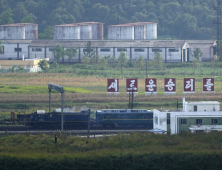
(117, 48, 127, 52)
(196, 119, 202, 124)
(100, 48, 110, 52)
(134, 48, 145, 52)
(49, 48, 54, 52)
(155, 116, 158, 125)
(143, 116, 147, 119)
(152, 48, 162, 52)
(50, 114, 52, 117)
(168, 48, 179, 52)
(32, 48, 42, 52)
(181, 119, 187, 124)
(123, 116, 127, 119)
(167, 119, 170, 124)
(103, 116, 107, 119)
(194, 106, 197, 111)
(14, 48, 22, 52)
(212, 119, 217, 124)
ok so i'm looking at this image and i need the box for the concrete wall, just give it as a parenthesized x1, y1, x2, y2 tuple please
(148, 48, 166, 61)
(108, 26, 134, 40)
(131, 48, 147, 61)
(146, 23, 157, 40)
(0, 26, 25, 39)
(189, 43, 214, 61)
(91, 23, 103, 40)
(134, 25, 146, 40)
(80, 25, 92, 39)
(54, 26, 80, 40)
(0, 43, 29, 59)
(24, 24, 38, 39)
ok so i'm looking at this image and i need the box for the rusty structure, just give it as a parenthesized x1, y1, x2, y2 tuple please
(53, 22, 103, 40)
(0, 23, 38, 39)
(108, 22, 157, 40)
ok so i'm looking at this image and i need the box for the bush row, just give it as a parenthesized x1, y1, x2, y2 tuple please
(0, 152, 222, 170)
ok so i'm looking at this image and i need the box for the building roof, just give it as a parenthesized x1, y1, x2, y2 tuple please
(186, 40, 216, 44)
(28, 40, 187, 48)
(0, 39, 33, 44)
(0, 23, 38, 26)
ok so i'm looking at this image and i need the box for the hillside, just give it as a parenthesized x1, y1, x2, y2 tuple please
(0, 0, 217, 40)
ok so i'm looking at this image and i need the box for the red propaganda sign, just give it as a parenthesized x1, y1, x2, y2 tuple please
(107, 79, 119, 93)
(184, 78, 195, 93)
(145, 78, 157, 94)
(126, 78, 138, 93)
(164, 78, 176, 93)
(203, 78, 214, 92)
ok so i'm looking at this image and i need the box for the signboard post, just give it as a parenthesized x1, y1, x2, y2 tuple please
(203, 78, 214, 92)
(183, 78, 195, 93)
(126, 78, 138, 94)
(145, 78, 157, 95)
(107, 79, 119, 94)
(164, 78, 176, 94)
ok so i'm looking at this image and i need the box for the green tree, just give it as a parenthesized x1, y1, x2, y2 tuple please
(118, 51, 128, 75)
(100, 56, 107, 74)
(136, 55, 144, 74)
(92, 54, 100, 72)
(152, 52, 163, 69)
(191, 48, 202, 61)
(38, 59, 49, 72)
(210, 57, 219, 76)
(66, 48, 78, 62)
(53, 44, 65, 63)
(0, 41, 3, 54)
(13, 2, 28, 23)
(18, 66, 24, 73)
(0, 8, 14, 24)
(38, 26, 53, 39)
(192, 58, 200, 74)
(50, 61, 59, 72)
(83, 41, 95, 59)
(82, 55, 91, 69)
(21, 15, 34, 23)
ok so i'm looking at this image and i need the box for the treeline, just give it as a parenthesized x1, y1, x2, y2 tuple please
(0, 0, 218, 40)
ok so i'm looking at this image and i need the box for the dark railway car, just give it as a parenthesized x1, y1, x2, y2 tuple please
(96, 109, 153, 128)
(30, 110, 89, 128)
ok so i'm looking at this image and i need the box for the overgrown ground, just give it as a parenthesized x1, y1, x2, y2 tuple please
(0, 132, 222, 157)
(0, 62, 221, 113)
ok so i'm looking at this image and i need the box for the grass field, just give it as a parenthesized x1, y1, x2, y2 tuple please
(0, 62, 221, 112)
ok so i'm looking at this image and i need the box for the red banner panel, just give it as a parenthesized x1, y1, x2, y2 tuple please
(107, 79, 119, 93)
(184, 78, 195, 93)
(203, 78, 214, 92)
(126, 78, 138, 93)
(145, 78, 157, 93)
(164, 78, 176, 93)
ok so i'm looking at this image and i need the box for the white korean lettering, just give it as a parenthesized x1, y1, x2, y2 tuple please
(185, 79, 194, 91)
(127, 80, 137, 91)
(165, 79, 175, 91)
(146, 79, 156, 92)
(108, 79, 118, 92)
(204, 79, 213, 91)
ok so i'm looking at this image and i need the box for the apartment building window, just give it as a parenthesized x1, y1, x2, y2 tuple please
(196, 119, 202, 124)
(155, 116, 158, 125)
(134, 48, 145, 52)
(152, 48, 162, 52)
(168, 48, 179, 52)
(212, 119, 218, 124)
(181, 119, 187, 124)
(100, 48, 110, 52)
(117, 48, 127, 52)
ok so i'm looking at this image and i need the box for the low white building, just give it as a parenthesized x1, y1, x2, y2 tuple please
(153, 98, 222, 134)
